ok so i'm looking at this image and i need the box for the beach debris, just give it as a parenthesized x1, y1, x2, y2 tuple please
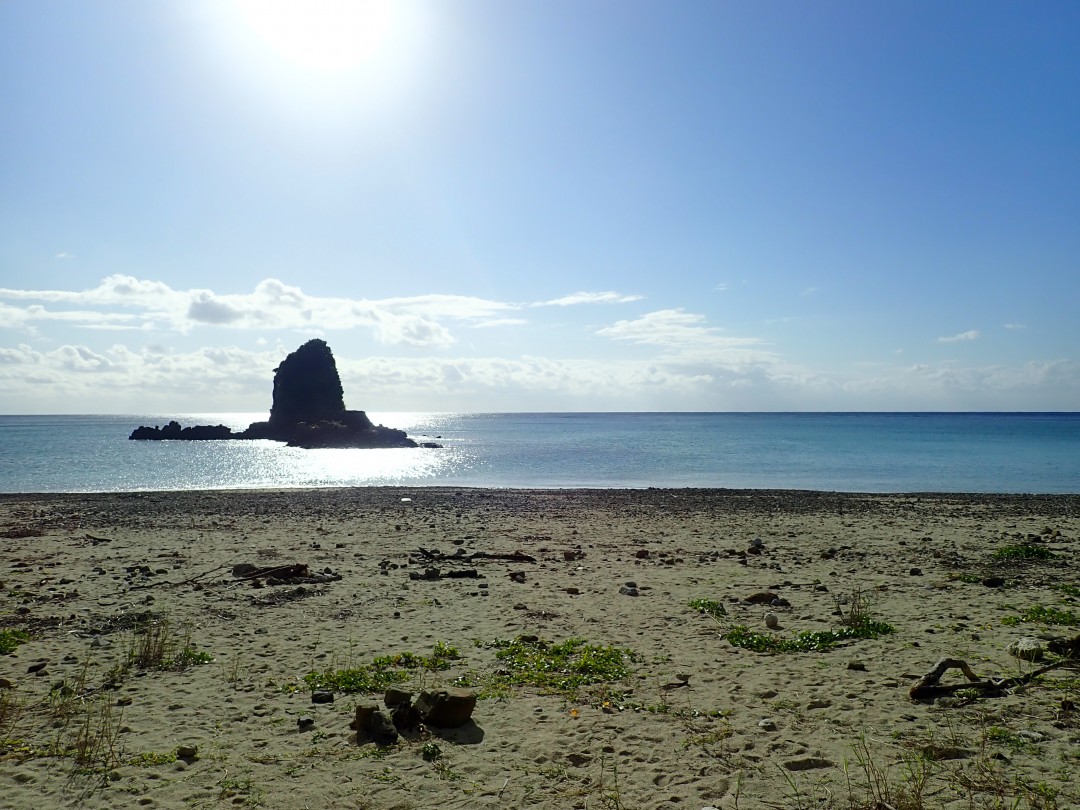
(1006, 636, 1044, 662)
(757, 718, 778, 731)
(509, 571, 526, 583)
(619, 581, 639, 596)
(847, 660, 867, 671)
(297, 716, 315, 732)
(764, 612, 779, 629)
(412, 547, 537, 565)
(908, 656, 1072, 702)
(230, 562, 341, 586)
(176, 745, 199, 763)
(311, 690, 334, 704)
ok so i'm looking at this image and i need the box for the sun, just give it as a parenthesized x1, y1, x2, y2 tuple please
(232, 0, 398, 73)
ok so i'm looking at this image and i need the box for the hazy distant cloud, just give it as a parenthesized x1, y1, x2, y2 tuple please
(54, 252, 76, 259)
(0, 276, 519, 348)
(472, 318, 528, 328)
(1004, 322, 1027, 330)
(538, 291, 643, 306)
(597, 309, 761, 350)
(937, 330, 980, 343)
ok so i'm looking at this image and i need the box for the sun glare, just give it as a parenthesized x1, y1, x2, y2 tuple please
(233, 0, 395, 73)
(209, 0, 432, 123)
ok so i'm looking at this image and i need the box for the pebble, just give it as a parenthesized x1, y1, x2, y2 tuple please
(311, 690, 334, 704)
(757, 718, 778, 732)
(847, 660, 867, 671)
(619, 586, 639, 597)
(764, 612, 779, 629)
(910, 567, 923, 576)
(297, 716, 315, 731)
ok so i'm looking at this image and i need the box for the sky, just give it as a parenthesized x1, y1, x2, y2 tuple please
(1, 0, 1078, 414)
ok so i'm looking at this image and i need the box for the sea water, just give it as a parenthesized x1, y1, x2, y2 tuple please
(0, 412, 1077, 494)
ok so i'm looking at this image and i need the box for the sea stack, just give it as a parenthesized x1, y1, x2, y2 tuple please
(130, 339, 427, 449)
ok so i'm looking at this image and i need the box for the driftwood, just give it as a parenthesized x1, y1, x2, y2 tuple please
(125, 563, 229, 591)
(413, 547, 537, 564)
(909, 656, 1072, 701)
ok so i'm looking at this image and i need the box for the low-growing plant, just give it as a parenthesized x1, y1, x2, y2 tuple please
(0, 628, 29, 655)
(305, 641, 460, 693)
(725, 618, 895, 653)
(992, 544, 1056, 561)
(688, 598, 727, 619)
(484, 637, 637, 698)
(1002, 604, 1080, 627)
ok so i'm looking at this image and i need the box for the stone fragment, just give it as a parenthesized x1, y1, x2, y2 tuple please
(847, 660, 867, 672)
(414, 687, 477, 728)
(764, 612, 779, 629)
(366, 710, 399, 745)
(744, 592, 778, 605)
(783, 756, 834, 771)
(297, 716, 315, 731)
(383, 688, 413, 708)
(757, 718, 778, 732)
(176, 745, 198, 762)
(311, 690, 334, 704)
(352, 704, 376, 731)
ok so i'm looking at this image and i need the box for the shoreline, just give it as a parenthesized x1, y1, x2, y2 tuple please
(2, 488, 1078, 808)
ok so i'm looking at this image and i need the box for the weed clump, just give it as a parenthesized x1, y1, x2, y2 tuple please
(992, 544, 1056, 561)
(725, 620, 895, 653)
(304, 642, 461, 693)
(0, 628, 29, 655)
(1002, 604, 1080, 627)
(688, 598, 727, 619)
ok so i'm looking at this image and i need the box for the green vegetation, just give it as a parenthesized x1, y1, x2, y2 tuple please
(1002, 604, 1080, 627)
(725, 619, 895, 654)
(485, 637, 636, 695)
(688, 598, 727, 619)
(986, 727, 1033, 752)
(992, 544, 1057, 561)
(0, 628, 29, 655)
(1053, 582, 1080, 599)
(304, 642, 461, 693)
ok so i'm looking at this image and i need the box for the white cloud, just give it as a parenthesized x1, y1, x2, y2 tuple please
(937, 330, 980, 343)
(596, 309, 761, 350)
(471, 318, 529, 328)
(538, 291, 643, 306)
(1004, 323, 1027, 330)
(0, 276, 520, 347)
(54, 252, 76, 259)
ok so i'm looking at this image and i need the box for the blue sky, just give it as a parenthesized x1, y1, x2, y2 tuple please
(1, 0, 1078, 413)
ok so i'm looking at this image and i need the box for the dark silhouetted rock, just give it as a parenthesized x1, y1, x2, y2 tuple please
(129, 340, 436, 449)
(267, 339, 346, 433)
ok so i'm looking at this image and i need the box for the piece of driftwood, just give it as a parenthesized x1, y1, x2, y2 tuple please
(413, 547, 537, 564)
(909, 656, 1071, 701)
(125, 563, 229, 591)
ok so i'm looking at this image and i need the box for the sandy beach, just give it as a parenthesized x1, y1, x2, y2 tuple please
(1, 488, 1078, 809)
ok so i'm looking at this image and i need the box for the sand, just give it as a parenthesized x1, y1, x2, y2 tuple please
(1, 488, 1078, 810)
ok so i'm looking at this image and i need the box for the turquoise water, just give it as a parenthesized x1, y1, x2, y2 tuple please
(0, 412, 1077, 494)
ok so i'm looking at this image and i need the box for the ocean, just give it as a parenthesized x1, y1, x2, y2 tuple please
(0, 412, 1078, 495)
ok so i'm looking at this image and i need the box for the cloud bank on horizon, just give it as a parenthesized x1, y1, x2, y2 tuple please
(1, 1, 1078, 413)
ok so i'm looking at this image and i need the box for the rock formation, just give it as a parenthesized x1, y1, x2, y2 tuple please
(130, 339, 429, 449)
